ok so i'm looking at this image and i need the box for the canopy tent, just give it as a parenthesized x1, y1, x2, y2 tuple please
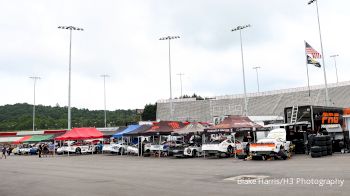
(206, 115, 263, 132)
(12, 135, 32, 144)
(112, 125, 141, 138)
(124, 125, 152, 136)
(0, 136, 25, 143)
(144, 121, 186, 135)
(175, 122, 208, 135)
(55, 127, 103, 141)
(97, 127, 125, 138)
(24, 134, 55, 143)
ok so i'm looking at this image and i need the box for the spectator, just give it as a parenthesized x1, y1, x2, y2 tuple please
(1, 145, 7, 159)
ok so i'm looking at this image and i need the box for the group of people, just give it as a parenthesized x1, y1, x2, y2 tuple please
(1, 145, 12, 159)
(37, 143, 53, 158)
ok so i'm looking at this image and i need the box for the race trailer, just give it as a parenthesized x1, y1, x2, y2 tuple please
(284, 105, 350, 153)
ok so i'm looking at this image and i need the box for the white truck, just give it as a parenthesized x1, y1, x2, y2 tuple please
(202, 139, 236, 158)
(249, 128, 290, 160)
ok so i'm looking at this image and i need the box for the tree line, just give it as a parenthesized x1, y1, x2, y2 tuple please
(0, 103, 157, 131)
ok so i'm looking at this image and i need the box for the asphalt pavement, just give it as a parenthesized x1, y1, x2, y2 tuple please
(0, 153, 349, 196)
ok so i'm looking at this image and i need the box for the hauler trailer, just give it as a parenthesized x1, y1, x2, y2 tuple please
(284, 105, 350, 153)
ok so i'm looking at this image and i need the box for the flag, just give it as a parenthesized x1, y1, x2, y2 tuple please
(305, 41, 321, 59)
(307, 55, 321, 68)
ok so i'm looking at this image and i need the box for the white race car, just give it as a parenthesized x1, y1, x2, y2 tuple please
(57, 141, 96, 154)
(202, 139, 237, 157)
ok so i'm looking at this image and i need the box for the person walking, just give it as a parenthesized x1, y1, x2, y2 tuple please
(1, 145, 7, 159)
(38, 143, 42, 158)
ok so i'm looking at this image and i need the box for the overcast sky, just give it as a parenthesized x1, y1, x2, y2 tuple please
(0, 0, 349, 110)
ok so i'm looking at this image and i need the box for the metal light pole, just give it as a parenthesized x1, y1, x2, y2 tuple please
(252, 66, 261, 93)
(308, 0, 329, 106)
(29, 76, 41, 131)
(330, 54, 339, 84)
(177, 73, 184, 98)
(58, 26, 84, 130)
(101, 74, 110, 127)
(232, 24, 251, 116)
(159, 36, 180, 120)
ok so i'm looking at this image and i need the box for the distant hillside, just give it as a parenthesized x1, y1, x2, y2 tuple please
(0, 103, 141, 131)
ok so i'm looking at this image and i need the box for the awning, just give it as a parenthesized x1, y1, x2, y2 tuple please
(12, 136, 32, 144)
(145, 121, 186, 135)
(55, 127, 103, 141)
(124, 125, 152, 136)
(176, 123, 207, 135)
(0, 137, 24, 143)
(113, 125, 141, 138)
(25, 134, 55, 142)
(206, 115, 263, 131)
(16, 131, 44, 136)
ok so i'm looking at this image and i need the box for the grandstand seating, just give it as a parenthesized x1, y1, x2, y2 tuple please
(156, 81, 350, 122)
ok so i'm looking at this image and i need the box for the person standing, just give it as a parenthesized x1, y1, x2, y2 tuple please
(38, 143, 42, 158)
(1, 145, 7, 159)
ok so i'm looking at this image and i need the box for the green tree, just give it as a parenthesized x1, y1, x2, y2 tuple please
(141, 103, 157, 121)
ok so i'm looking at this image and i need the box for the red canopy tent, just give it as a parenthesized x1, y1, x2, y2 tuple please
(55, 127, 103, 141)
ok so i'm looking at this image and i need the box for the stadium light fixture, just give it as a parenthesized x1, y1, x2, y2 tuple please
(330, 54, 339, 84)
(58, 26, 84, 130)
(159, 35, 180, 120)
(29, 76, 41, 131)
(231, 24, 251, 116)
(308, 0, 329, 106)
(101, 74, 110, 127)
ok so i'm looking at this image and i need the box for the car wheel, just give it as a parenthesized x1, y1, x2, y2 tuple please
(75, 148, 81, 154)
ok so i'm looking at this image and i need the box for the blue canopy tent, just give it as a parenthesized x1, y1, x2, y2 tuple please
(112, 125, 141, 139)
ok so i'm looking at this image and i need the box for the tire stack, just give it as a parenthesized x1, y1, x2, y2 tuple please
(310, 135, 332, 158)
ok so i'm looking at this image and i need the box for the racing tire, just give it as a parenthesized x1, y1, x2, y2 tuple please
(314, 141, 327, 146)
(327, 145, 332, 150)
(310, 146, 322, 153)
(75, 148, 81, 154)
(327, 150, 333, 155)
(326, 140, 332, 145)
(320, 146, 327, 151)
(311, 152, 322, 158)
(321, 150, 327, 156)
(314, 135, 327, 141)
(308, 134, 316, 146)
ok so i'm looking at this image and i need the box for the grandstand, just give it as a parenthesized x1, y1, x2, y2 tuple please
(156, 81, 350, 122)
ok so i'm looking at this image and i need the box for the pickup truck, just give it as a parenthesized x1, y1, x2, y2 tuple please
(202, 139, 236, 158)
(249, 128, 290, 160)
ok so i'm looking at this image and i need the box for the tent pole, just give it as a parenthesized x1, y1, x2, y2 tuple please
(159, 134, 161, 158)
(67, 140, 70, 157)
(53, 140, 55, 157)
(138, 136, 140, 157)
(121, 136, 123, 156)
